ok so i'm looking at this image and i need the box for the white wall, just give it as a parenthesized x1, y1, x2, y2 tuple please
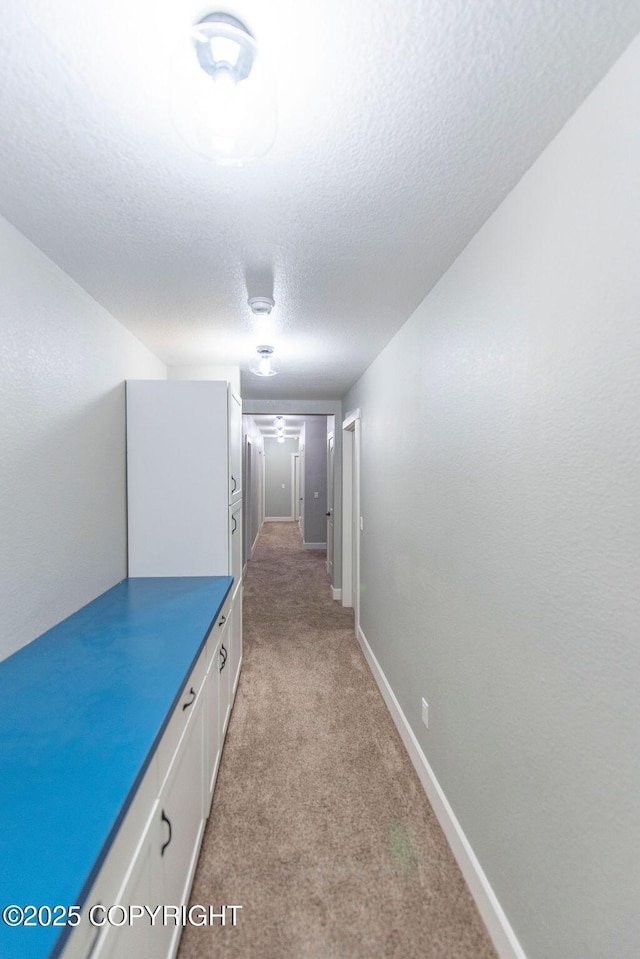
(343, 35, 640, 959)
(0, 217, 166, 661)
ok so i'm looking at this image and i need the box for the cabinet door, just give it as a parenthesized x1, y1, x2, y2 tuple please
(229, 500, 243, 588)
(158, 695, 206, 959)
(229, 588, 243, 703)
(219, 623, 231, 738)
(205, 630, 224, 811)
(91, 834, 157, 959)
(228, 388, 242, 504)
(127, 380, 228, 576)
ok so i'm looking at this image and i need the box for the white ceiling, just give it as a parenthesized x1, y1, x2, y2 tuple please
(1, 1, 638, 400)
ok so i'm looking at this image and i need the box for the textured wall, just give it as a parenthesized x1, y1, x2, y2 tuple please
(0, 217, 165, 662)
(344, 36, 640, 959)
(264, 437, 298, 517)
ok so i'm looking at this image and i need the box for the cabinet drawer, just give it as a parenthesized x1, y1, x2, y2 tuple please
(156, 648, 207, 792)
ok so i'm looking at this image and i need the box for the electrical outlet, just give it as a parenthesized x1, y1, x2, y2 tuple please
(314, 491, 319, 498)
(421, 698, 429, 728)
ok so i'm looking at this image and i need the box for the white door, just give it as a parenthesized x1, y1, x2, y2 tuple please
(326, 433, 334, 580)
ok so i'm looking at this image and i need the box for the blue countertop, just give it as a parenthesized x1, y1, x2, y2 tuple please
(0, 576, 233, 959)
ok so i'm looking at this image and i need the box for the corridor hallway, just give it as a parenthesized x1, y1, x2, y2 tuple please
(178, 523, 497, 959)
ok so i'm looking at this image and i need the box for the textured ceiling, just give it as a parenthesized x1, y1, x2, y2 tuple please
(0, 1, 638, 399)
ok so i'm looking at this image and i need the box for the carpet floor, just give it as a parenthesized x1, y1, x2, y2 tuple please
(178, 522, 498, 959)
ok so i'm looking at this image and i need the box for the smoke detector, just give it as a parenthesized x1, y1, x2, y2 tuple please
(248, 296, 275, 316)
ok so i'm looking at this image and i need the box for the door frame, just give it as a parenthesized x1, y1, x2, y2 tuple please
(243, 434, 253, 574)
(291, 451, 300, 522)
(326, 431, 335, 579)
(341, 409, 361, 635)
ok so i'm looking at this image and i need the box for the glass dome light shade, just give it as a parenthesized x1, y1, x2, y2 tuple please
(193, 14, 256, 83)
(249, 345, 280, 377)
(171, 13, 277, 165)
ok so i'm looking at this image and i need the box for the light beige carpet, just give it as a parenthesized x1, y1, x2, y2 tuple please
(178, 522, 498, 959)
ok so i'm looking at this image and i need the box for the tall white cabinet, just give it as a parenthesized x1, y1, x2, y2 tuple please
(127, 380, 242, 575)
(126, 378, 243, 755)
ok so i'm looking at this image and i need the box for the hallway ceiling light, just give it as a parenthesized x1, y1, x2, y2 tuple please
(277, 436, 285, 444)
(249, 345, 279, 377)
(273, 416, 286, 429)
(249, 296, 275, 316)
(171, 12, 276, 165)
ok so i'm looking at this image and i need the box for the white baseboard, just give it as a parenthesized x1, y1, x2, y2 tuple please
(264, 516, 294, 522)
(357, 625, 527, 959)
(331, 587, 342, 601)
(250, 530, 260, 558)
(303, 542, 327, 551)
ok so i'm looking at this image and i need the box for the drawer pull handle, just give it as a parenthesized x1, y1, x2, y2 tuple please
(161, 810, 172, 856)
(232, 515, 237, 534)
(231, 475, 237, 493)
(218, 615, 226, 627)
(85, 906, 103, 958)
(220, 644, 227, 672)
(182, 687, 196, 711)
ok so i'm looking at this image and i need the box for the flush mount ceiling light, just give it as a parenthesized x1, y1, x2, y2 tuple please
(249, 345, 280, 377)
(249, 296, 275, 316)
(277, 436, 286, 444)
(171, 12, 277, 165)
(273, 416, 286, 429)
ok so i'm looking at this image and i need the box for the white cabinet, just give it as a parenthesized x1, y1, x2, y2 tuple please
(126, 376, 243, 720)
(204, 589, 231, 810)
(64, 644, 210, 959)
(58, 762, 159, 959)
(127, 379, 242, 578)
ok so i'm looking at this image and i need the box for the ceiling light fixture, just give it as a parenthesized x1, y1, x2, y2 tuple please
(273, 416, 286, 429)
(249, 345, 280, 377)
(171, 12, 276, 165)
(249, 296, 275, 316)
(277, 436, 285, 444)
